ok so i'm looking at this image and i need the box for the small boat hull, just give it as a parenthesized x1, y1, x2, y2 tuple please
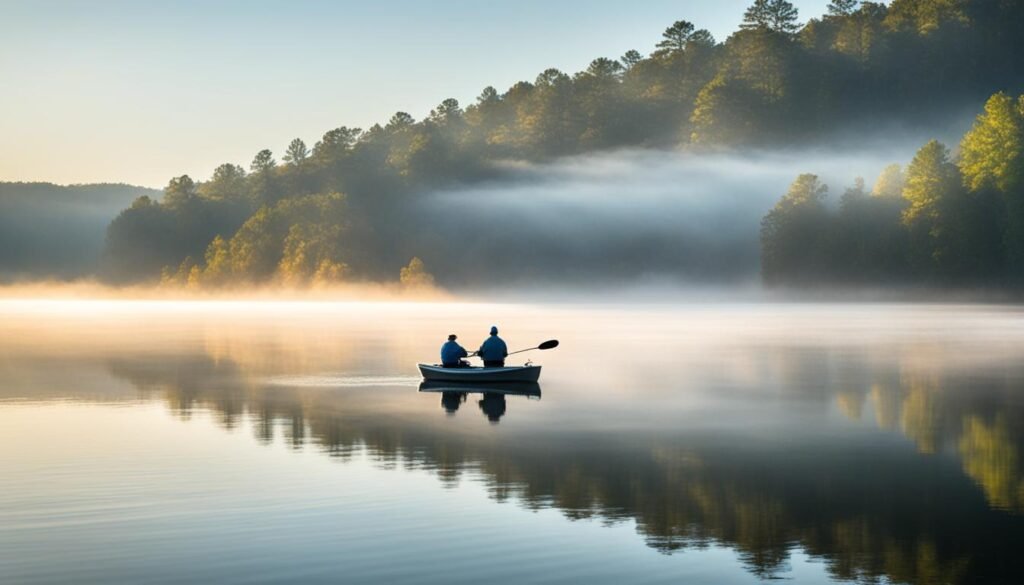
(417, 364, 541, 383)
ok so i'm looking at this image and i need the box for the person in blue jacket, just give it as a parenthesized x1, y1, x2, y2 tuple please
(478, 325, 508, 367)
(440, 334, 469, 368)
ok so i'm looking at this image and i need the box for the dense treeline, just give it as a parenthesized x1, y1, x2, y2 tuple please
(101, 0, 1024, 286)
(761, 91, 1024, 287)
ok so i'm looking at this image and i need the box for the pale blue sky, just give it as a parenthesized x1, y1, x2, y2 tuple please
(1, 0, 836, 187)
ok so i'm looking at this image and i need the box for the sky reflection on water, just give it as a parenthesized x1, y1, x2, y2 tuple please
(1, 301, 1023, 584)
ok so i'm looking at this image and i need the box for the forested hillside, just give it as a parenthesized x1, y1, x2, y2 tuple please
(101, 0, 1024, 287)
(0, 182, 160, 281)
(762, 91, 1024, 288)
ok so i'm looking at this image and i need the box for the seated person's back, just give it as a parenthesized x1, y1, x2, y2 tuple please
(478, 326, 508, 367)
(441, 334, 468, 367)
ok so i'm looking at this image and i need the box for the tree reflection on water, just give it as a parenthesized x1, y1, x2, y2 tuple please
(92, 345, 1024, 585)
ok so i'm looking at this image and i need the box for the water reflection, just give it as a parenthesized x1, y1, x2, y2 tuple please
(2, 303, 1024, 584)
(419, 381, 542, 422)
(440, 391, 465, 414)
(478, 393, 505, 422)
(65, 354, 1024, 582)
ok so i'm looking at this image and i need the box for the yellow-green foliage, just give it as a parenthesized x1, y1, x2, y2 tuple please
(959, 415, 1024, 512)
(399, 257, 435, 289)
(760, 92, 1024, 286)
(884, 0, 970, 35)
(900, 140, 959, 225)
(831, 2, 887, 62)
(160, 257, 195, 287)
(900, 381, 941, 454)
(960, 92, 1024, 272)
(277, 224, 349, 286)
(959, 92, 1024, 194)
(871, 164, 905, 198)
(690, 75, 761, 146)
(165, 192, 352, 287)
(312, 259, 348, 286)
(201, 235, 232, 285)
(727, 28, 791, 101)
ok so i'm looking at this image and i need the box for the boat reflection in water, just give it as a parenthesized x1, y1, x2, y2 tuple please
(419, 380, 541, 422)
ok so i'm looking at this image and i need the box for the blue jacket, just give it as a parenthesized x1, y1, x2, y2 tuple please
(441, 340, 468, 365)
(478, 335, 508, 361)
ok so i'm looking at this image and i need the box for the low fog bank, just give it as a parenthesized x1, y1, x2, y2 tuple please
(455, 280, 1024, 305)
(0, 183, 159, 281)
(3, 279, 1019, 306)
(0, 280, 451, 302)
(413, 143, 924, 287)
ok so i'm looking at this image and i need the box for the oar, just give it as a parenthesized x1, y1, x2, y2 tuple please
(506, 339, 559, 357)
(467, 339, 559, 359)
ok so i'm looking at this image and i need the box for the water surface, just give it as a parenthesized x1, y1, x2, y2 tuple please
(1, 300, 1022, 584)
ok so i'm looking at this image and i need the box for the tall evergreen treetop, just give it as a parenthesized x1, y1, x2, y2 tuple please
(620, 50, 643, 69)
(656, 20, 696, 54)
(386, 112, 415, 132)
(586, 57, 624, 79)
(250, 149, 275, 174)
(741, 0, 801, 34)
(828, 0, 860, 17)
(476, 86, 500, 105)
(162, 175, 196, 208)
(689, 29, 717, 47)
(200, 163, 247, 201)
(283, 138, 309, 166)
(429, 98, 463, 124)
(314, 127, 362, 161)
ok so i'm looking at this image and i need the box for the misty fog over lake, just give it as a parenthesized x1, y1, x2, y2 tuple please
(416, 144, 936, 285)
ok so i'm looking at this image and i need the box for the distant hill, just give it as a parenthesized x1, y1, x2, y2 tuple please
(0, 182, 161, 281)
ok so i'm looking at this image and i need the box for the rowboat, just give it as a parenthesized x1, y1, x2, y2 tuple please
(417, 363, 542, 383)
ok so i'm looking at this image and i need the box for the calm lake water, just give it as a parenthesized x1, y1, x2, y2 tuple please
(1, 300, 1023, 584)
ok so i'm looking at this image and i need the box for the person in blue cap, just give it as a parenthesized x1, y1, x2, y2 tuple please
(478, 325, 508, 367)
(440, 334, 469, 368)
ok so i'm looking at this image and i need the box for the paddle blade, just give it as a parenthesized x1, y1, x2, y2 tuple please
(538, 339, 559, 350)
